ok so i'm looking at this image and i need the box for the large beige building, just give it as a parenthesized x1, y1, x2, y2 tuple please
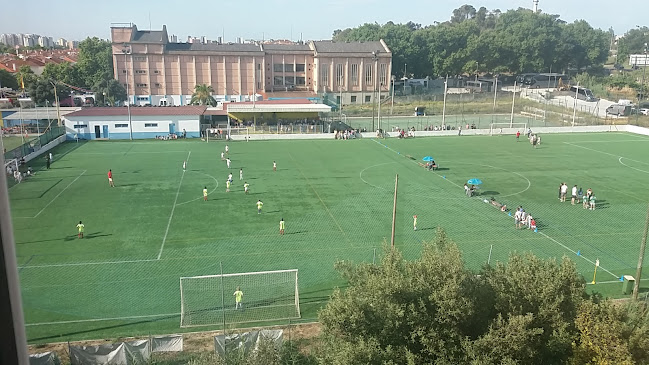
(111, 24, 392, 106)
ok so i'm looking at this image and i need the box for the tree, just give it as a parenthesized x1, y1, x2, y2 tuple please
(77, 37, 114, 88)
(190, 84, 217, 106)
(93, 79, 126, 106)
(618, 26, 649, 63)
(319, 229, 488, 364)
(450, 4, 477, 24)
(14, 65, 37, 91)
(0, 69, 19, 90)
(27, 78, 70, 105)
(42, 62, 83, 87)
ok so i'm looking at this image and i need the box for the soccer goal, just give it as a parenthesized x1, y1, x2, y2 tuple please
(180, 269, 300, 328)
(4, 158, 19, 174)
(489, 122, 528, 136)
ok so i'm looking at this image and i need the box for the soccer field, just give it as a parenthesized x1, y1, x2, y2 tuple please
(10, 132, 649, 342)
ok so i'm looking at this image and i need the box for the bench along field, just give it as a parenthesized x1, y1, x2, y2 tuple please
(10, 132, 649, 342)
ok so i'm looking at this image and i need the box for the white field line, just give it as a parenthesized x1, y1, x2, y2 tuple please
(619, 157, 649, 174)
(176, 171, 218, 206)
(32, 170, 86, 218)
(19, 258, 158, 269)
(369, 139, 619, 279)
(587, 280, 622, 285)
(288, 152, 349, 243)
(25, 313, 180, 326)
(538, 232, 619, 279)
(564, 142, 649, 166)
(158, 151, 191, 259)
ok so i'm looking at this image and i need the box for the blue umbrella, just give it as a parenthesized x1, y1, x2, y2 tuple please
(468, 178, 483, 185)
(422, 156, 434, 162)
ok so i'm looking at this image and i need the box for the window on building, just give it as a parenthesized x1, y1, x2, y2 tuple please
(115, 124, 128, 128)
(284, 76, 295, 85)
(336, 63, 344, 87)
(296, 63, 305, 72)
(73, 124, 88, 129)
(136, 97, 149, 101)
(273, 64, 283, 72)
(133, 56, 146, 61)
(144, 123, 158, 128)
(351, 64, 358, 86)
(154, 83, 162, 88)
(365, 95, 371, 103)
(284, 64, 294, 72)
(365, 64, 373, 86)
(153, 70, 160, 74)
(351, 95, 357, 103)
(257, 63, 261, 70)
(336, 95, 341, 104)
(274, 76, 283, 86)
(296, 76, 305, 85)
(321, 66, 329, 88)
(122, 70, 127, 74)
(136, 83, 148, 88)
(135, 70, 146, 74)
(380, 63, 387, 86)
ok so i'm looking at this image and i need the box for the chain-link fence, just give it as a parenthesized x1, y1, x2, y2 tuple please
(3, 126, 65, 161)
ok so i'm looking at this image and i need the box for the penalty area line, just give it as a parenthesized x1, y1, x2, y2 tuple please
(32, 170, 87, 218)
(158, 151, 191, 260)
(25, 313, 180, 326)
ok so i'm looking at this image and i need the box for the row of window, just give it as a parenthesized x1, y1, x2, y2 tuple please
(273, 76, 306, 86)
(273, 63, 306, 73)
(123, 70, 161, 74)
(320, 63, 387, 88)
(73, 123, 159, 128)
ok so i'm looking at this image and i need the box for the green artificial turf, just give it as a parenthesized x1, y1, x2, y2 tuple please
(10, 132, 649, 343)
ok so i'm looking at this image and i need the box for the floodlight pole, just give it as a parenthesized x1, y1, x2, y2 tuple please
(391, 174, 398, 248)
(391, 75, 395, 115)
(572, 81, 579, 127)
(442, 75, 448, 128)
(122, 44, 133, 140)
(510, 81, 517, 127)
(633, 204, 649, 300)
(637, 43, 647, 124)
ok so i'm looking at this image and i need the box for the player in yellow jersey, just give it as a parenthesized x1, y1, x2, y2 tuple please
(413, 215, 417, 231)
(256, 200, 263, 214)
(279, 218, 285, 235)
(244, 182, 250, 194)
(203, 186, 208, 201)
(76, 221, 85, 238)
(233, 286, 243, 309)
(226, 180, 231, 192)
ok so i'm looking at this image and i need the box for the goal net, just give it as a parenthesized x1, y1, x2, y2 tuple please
(489, 122, 528, 136)
(4, 158, 19, 175)
(180, 269, 300, 328)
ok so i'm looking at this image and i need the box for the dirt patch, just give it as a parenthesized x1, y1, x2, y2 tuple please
(28, 322, 322, 363)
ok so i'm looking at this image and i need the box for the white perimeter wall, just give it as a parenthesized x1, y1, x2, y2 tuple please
(230, 124, 649, 141)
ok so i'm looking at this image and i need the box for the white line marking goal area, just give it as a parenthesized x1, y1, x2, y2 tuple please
(158, 151, 191, 260)
(28, 170, 87, 219)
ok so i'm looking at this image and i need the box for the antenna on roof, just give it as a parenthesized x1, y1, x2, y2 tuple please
(148, 12, 151, 29)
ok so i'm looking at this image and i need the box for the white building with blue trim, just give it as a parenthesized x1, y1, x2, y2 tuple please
(62, 106, 206, 140)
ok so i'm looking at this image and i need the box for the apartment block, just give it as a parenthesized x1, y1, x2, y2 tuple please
(111, 24, 392, 106)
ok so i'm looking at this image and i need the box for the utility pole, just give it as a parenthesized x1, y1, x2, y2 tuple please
(122, 44, 133, 140)
(633, 204, 649, 300)
(510, 81, 517, 127)
(636, 43, 647, 124)
(442, 75, 448, 128)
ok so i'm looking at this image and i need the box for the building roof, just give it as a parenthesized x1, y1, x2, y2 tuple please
(131, 30, 167, 43)
(262, 44, 312, 51)
(166, 43, 262, 52)
(312, 40, 389, 54)
(64, 106, 207, 118)
(2, 107, 79, 120)
(227, 101, 330, 114)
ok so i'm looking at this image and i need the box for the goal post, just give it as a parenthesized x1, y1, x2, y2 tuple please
(489, 122, 528, 136)
(180, 269, 300, 328)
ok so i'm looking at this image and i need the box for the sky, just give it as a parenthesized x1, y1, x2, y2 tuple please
(1, 0, 647, 42)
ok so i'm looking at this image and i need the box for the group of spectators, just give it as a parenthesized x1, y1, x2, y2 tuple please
(334, 129, 359, 140)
